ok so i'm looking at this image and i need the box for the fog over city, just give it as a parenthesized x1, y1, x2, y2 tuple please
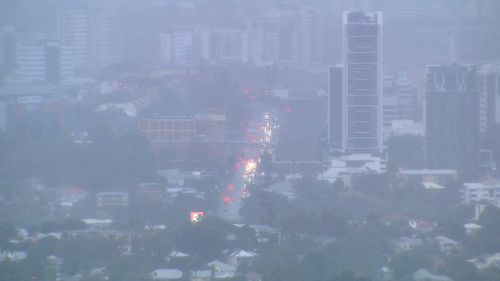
(0, 1, 500, 281)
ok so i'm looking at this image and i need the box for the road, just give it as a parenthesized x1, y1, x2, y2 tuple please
(217, 148, 260, 223)
(217, 109, 276, 223)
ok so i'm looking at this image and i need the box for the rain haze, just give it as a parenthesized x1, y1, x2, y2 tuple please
(0, 0, 500, 281)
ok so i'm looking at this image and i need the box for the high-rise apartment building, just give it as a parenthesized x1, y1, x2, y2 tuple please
(0, 26, 17, 72)
(478, 64, 500, 132)
(298, 6, 325, 65)
(159, 26, 210, 67)
(16, 35, 75, 83)
(328, 65, 343, 150)
(57, 0, 123, 69)
(425, 64, 479, 179)
(382, 72, 419, 130)
(342, 12, 382, 154)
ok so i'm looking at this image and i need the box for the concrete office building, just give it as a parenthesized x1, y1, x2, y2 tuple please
(342, 11, 383, 154)
(425, 64, 479, 179)
(382, 72, 419, 132)
(159, 26, 210, 67)
(298, 6, 325, 65)
(478, 64, 500, 132)
(0, 26, 17, 72)
(57, 0, 123, 69)
(16, 35, 75, 83)
(328, 65, 343, 150)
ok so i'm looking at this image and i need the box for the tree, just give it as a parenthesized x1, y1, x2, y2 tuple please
(171, 219, 229, 262)
(328, 271, 370, 281)
(240, 191, 290, 226)
(0, 222, 17, 248)
(387, 134, 425, 171)
(390, 245, 441, 281)
(478, 206, 500, 234)
(445, 260, 481, 281)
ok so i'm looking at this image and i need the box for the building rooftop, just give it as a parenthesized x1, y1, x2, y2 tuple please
(399, 169, 458, 176)
(151, 269, 183, 280)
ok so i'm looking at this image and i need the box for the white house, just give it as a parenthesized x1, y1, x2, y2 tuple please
(151, 269, 183, 280)
(413, 269, 452, 281)
(227, 250, 258, 266)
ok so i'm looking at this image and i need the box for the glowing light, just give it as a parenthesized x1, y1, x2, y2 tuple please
(245, 160, 257, 173)
(190, 211, 204, 223)
(227, 183, 235, 190)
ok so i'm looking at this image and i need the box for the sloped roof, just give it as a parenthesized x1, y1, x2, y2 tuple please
(230, 250, 257, 258)
(169, 251, 190, 257)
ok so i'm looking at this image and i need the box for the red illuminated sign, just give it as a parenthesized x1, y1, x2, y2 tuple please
(190, 211, 204, 223)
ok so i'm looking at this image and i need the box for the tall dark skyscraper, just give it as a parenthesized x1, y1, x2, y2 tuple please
(342, 11, 382, 154)
(0, 26, 17, 72)
(328, 65, 343, 150)
(425, 64, 479, 179)
(478, 64, 500, 132)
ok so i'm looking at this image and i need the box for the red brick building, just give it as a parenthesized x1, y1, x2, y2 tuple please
(139, 114, 226, 162)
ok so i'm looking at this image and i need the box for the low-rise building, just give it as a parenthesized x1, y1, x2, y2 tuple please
(151, 269, 183, 280)
(413, 269, 452, 281)
(398, 169, 458, 185)
(462, 182, 500, 206)
(469, 252, 500, 270)
(464, 223, 483, 236)
(96, 192, 129, 207)
(191, 270, 212, 281)
(318, 154, 387, 185)
(208, 260, 236, 279)
(433, 236, 461, 255)
(0, 251, 27, 262)
(227, 250, 257, 267)
(393, 237, 423, 252)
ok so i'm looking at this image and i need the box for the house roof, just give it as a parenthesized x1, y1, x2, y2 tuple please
(423, 182, 446, 190)
(434, 235, 460, 245)
(464, 223, 483, 230)
(151, 269, 183, 279)
(208, 260, 236, 272)
(0, 251, 28, 262)
(230, 250, 257, 258)
(192, 270, 212, 278)
(413, 269, 452, 281)
(169, 251, 190, 257)
(400, 169, 457, 176)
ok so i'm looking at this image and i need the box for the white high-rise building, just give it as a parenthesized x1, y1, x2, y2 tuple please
(478, 64, 500, 132)
(58, 5, 89, 67)
(342, 12, 383, 154)
(57, 0, 123, 69)
(298, 6, 325, 65)
(0, 26, 17, 71)
(16, 35, 75, 83)
(210, 28, 247, 64)
(159, 26, 210, 67)
(245, 22, 265, 65)
(261, 8, 299, 65)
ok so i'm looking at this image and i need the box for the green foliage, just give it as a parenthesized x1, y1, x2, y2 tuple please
(38, 218, 87, 234)
(478, 206, 500, 233)
(240, 191, 290, 226)
(327, 271, 370, 281)
(171, 219, 230, 262)
(107, 256, 149, 281)
(255, 247, 305, 281)
(0, 222, 17, 247)
(389, 245, 441, 280)
(444, 259, 481, 281)
(0, 112, 157, 189)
